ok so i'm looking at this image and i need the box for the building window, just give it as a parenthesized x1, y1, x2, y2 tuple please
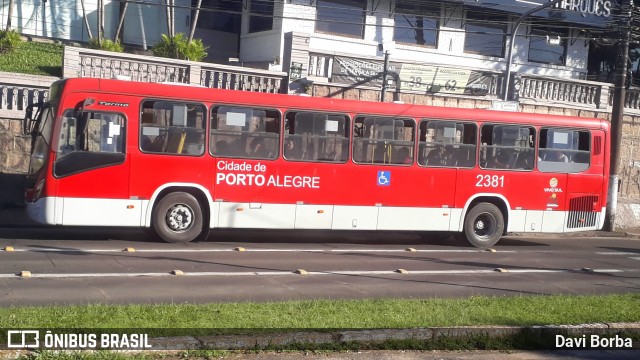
(194, 0, 242, 33)
(464, 12, 506, 58)
(528, 27, 568, 66)
(393, 1, 439, 47)
(249, 0, 274, 33)
(316, 0, 366, 38)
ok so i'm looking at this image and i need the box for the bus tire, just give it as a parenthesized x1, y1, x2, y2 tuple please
(152, 192, 203, 243)
(463, 203, 504, 248)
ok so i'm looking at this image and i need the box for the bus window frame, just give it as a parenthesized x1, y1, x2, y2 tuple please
(209, 104, 282, 161)
(479, 123, 536, 172)
(351, 114, 417, 166)
(138, 98, 208, 157)
(418, 119, 478, 169)
(283, 109, 351, 164)
(53, 109, 128, 178)
(538, 126, 591, 173)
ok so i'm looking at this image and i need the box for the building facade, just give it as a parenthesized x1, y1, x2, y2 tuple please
(1, 1, 614, 83)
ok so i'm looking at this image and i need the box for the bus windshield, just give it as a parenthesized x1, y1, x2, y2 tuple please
(27, 103, 55, 177)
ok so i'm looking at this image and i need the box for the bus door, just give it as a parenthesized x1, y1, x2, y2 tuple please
(564, 129, 605, 231)
(52, 95, 134, 226)
(539, 128, 602, 232)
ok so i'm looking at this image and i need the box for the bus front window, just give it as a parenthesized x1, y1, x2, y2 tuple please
(27, 104, 55, 178)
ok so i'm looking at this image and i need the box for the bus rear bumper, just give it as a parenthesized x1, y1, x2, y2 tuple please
(25, 197, 58, 225)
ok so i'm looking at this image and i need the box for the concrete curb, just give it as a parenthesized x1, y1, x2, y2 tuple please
(145, 323, 640, 350)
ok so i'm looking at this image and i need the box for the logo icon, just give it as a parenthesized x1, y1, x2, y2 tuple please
(7, 330, 40, 348)
(549, 178, 558, 188)
(377, 171, 391, 186)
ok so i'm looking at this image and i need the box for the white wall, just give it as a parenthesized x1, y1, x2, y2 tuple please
(123, 0, 190, 48)
(239, 0, 286, 63)
(266, 0, 591, 79)
(0, 0, 118, 42)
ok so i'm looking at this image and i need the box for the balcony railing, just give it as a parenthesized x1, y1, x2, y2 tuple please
(0, 72, 57, 120)
(515, 74, 608, 110)
(64, 47, 286, 93)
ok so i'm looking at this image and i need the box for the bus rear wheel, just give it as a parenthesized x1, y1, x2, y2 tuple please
(463, 203, 504, 248)
(153, 192, 203, 243)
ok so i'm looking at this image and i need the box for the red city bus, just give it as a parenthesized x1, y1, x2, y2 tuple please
(23, 78, 610, 248)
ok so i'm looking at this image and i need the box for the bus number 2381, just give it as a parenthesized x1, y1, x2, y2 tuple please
(476, 175, 505, 188)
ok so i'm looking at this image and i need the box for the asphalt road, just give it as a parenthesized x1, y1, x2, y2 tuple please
(0, 228, 639, 306)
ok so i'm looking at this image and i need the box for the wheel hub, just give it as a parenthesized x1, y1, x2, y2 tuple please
(166, 204, 193, 232)
(475, 220, 485, 230)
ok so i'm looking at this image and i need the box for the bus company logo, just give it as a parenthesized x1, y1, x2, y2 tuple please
(544, 178, 562, 193)
(98, 101, 129, 107)
(6, 330, 152, 349)
(7, 330, 40, 348)
(377, 171, 391, 186)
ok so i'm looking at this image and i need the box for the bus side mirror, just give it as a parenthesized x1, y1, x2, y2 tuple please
(23, 103, 40, 136)
(23, 108, 33, 135)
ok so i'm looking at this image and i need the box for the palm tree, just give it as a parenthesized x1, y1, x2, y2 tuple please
(5, 0, 14, 32)
(189, 0, 202, 43)
(80, 0, 94, 39)
(115, 0, 130, 42)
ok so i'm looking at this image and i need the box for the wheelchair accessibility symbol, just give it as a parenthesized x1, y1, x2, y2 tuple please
(377, 171, 391, 186)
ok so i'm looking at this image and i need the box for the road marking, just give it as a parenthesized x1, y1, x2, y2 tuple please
(596, 252, 640, 255)
(0, 268, 627, 279)
(4, 248, 515, 254)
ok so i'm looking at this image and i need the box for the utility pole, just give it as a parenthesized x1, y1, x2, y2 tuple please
(380, 50, 390, 102)
(605, 0, 633, 231)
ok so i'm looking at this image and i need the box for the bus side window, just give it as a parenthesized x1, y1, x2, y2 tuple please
(480, 124, 534, 171)
(140, 100, 205, 156)
(538, 128, 590, 173)
(283, 111, 349, 163)
(210, 105, 280, 160)
(419, 120, 476, 168)
(353, 116, 414, 165)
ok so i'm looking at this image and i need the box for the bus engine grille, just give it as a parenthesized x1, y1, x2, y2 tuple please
(567, 195, 599, 229)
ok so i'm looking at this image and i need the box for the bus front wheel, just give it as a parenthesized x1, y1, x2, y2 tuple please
(463, 203, 504, 248)
(153, 192, 203, 243)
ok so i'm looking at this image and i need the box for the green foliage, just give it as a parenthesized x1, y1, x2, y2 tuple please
(0, 294, 639, 330)
(88, 38, 124, 53)
(152, 33, 208, 62)
(0, 41, 62, 76)
(0, 29, 22, 53)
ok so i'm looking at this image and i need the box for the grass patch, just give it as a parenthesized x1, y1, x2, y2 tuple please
(0, 41, 63, 77)
(1, 294, 638, 331)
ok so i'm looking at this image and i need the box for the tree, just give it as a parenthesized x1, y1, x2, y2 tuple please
(189, 0, 202, 43)
(80, 0, 94, 39)
(115, 1, 130, 42)
(5, 0, 14, 32)
(165, 0, 175, 37)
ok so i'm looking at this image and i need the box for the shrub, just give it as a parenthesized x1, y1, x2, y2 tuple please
(152, 33, 208, 62)
(88, 38, 124, 52)
(0, 30, 22, 53)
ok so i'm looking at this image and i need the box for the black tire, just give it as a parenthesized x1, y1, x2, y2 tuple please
(463, 203, 504, 248)
(152, 192, 203, 243)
